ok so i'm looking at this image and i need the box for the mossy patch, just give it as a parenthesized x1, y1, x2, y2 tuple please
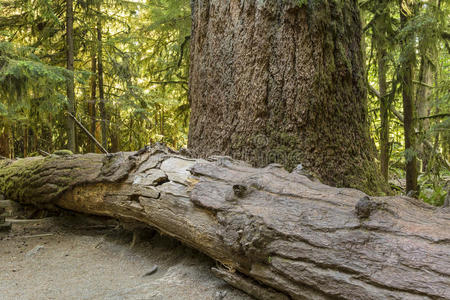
(53, 150, 74, 156)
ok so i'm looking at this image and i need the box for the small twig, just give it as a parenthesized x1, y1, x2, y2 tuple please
(37, 149, 50, 157)
(418, 113, 450, 120)
(143, 265, 158, 277)
(413, 80, 434, 88)
(7, 218, 54, 224)
(67, 112, 109, 155)
(77, 225, 116, 230)
(21, 233, 54, 239)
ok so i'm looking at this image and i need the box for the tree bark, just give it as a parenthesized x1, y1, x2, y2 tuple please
(97, 9, 108, 150)
(188, 0, 388, 195)
(399, 0, 418, 194)
(0, 125, 10, 158)
(66, 0, 76, 153)
(89, 53, 97, 154)
(374, 1, 390, 182)
(23, 125, 28, 157)
(1, 146, 448, 299)
(416, 55, 434, 172)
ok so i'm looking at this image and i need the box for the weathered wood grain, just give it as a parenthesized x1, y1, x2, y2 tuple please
(1, 145, 449, 299)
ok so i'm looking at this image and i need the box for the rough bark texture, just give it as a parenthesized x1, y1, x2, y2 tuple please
(188, 0, 388, 195)
(416, 54, 434, 172)
(399, 1, 418, 194)
(97, 10, 107, 150)
(1, 146, 449, 299)
(89, 53, 97, 154)
(66, 0, 76, 153)
(374, 1, 390, 182)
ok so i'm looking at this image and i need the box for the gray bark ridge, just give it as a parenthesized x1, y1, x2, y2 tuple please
(0, 147, 449, 299)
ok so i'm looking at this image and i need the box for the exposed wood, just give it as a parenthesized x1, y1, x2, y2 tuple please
(7, 218, 56, 224)
(211, 267, 289, 300)
(0, 146, 449, 299)
(21, 233, 54, 239)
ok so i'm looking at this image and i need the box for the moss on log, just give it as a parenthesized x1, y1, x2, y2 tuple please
(0, 146, 449, 299)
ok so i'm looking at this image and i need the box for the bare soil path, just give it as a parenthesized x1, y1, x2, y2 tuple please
(0, 215, 251, 300)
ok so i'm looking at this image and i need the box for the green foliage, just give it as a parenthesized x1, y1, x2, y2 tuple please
(418, 173, 448, 206)
(362, 0, 449, 204)
(0, 0, 448, 207)
(53, 149, 73, 156)
(297, 0, 308, 7)
(0, 0, 190, 156)
(0, 41, 69, 124)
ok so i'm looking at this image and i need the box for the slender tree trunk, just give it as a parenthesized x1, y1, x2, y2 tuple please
(0, 124, 9, 158)
(375, 8, 389, 182)
(378, 52, 389, 181)
(9, 125, 14, 159)
(399, 1, 418, 194)
(23, 126, 28, 157)
(89, 54, 97, 153)
(160, 107, 164, 137)
(97, 17, 107, 150)
(188, 0, 389, 195)
(66, 0, 76, 153)
(415, 0, 437, 172)
(42, 124, 53, 154)
(416, 56, 434, 172)
(416, 57, 433, 135)
(111, 110, 119, 153)
(32, 128, 38, 154)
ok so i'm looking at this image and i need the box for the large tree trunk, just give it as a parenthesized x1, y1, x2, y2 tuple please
(1, 147, 448, 299)
(188, 0, 388, 195)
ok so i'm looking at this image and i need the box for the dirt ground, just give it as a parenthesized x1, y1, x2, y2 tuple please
(0, 215, 252, 300)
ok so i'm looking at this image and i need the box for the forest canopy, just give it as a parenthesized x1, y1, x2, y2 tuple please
(0, 0, 449, 204)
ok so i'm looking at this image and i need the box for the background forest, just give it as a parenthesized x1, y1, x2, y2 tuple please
(0, 0, 449, 204)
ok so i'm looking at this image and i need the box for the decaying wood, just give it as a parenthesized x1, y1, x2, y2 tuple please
(0, 146, 449, 299)
(212, 267, 289, 300)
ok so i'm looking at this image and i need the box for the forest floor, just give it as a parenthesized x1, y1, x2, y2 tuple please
(0, 215, 251, 300)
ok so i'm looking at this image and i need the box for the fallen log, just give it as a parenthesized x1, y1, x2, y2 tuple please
(0, 145, 449, 299)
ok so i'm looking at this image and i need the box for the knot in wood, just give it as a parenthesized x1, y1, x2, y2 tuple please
(233, 185, 247, 198)
(355, 196, 379, 219)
